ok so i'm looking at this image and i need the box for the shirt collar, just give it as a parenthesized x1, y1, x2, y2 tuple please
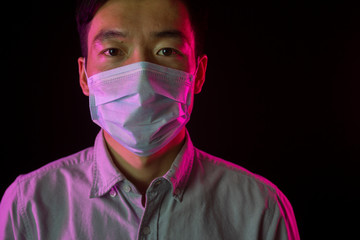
(163, 130, 194, 202)
(90, 129, 195, 201)
(90, 130, 125, 198)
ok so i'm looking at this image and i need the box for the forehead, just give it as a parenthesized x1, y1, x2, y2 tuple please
(88, 0, 194, 44)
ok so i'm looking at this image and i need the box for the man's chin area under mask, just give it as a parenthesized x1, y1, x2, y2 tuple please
(102, 127, 187, 162)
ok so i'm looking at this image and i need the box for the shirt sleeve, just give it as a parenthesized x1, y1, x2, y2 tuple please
(265, 188, 300, 240)
(0, 177, 29, 240)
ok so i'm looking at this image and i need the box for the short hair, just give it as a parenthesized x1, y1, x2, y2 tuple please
(75, 0, 208, 59)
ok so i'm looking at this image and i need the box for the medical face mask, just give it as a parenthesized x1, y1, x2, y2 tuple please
(86, 61, 195, 156)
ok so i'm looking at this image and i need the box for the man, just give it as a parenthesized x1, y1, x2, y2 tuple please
(0, 0, 300, 239)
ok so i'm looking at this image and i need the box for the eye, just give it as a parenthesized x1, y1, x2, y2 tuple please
(157, 48, 180, 57)
(103, 48, 121, 57)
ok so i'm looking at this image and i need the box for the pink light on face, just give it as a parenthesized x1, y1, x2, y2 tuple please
(85, 0, 197, 76)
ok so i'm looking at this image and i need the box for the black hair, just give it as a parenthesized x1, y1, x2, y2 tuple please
(75, 0, 208, 59)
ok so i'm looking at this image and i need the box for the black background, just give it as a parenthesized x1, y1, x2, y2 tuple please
(1, 1, 359, 239)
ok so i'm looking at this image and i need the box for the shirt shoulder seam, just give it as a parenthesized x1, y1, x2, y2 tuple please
(17, 147, 94, 184)
(196, 148, 280, 194)
(16, 176, 33, 239)
(196, 149, 284, 236)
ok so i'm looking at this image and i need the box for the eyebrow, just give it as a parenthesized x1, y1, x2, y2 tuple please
(151, 30, 188, 42)
(92, 30, 127, 45)
(92, 29, 189, 45)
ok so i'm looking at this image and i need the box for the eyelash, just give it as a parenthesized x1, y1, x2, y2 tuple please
(156, 48, 182, 57)
(102, 48, 123, 57)
(102, 48, 182, 57)
(101, 47, 183, 58)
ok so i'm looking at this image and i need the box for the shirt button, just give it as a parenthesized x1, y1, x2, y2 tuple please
(123, 185, 131, 193)
(109, 189, 117, 197)
(142, 226, 151, 235)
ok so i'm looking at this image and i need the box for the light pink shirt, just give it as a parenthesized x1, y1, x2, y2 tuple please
(0, 130, 300, 239)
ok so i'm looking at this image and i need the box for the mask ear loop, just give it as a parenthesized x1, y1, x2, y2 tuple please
(83, 58, 90, 80)
(193, 56, 201, 77)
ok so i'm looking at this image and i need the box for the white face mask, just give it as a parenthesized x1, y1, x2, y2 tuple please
(85, 61, 195, 156)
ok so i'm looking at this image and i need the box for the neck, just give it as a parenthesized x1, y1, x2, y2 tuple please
(103, 128, 186, 195)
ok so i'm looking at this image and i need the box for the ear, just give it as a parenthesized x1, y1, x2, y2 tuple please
(78, 57, 90, 96)
(194, 54, 208, 94)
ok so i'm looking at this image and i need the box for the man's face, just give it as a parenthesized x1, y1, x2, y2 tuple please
(85, 0, 197, 77)
(77, 0, 207, 155)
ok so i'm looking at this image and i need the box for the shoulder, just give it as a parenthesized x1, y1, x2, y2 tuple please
(18, 147, 94, 183)
(2, 146, 95, 203)
(0, 147, 95, 239)
(192, 147, 295, 214)
(194, 148, 280, 194)
(193, 148, 299, 238)
(192, 148, 300, 239)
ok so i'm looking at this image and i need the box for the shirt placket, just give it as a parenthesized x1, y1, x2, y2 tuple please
(137, 178, 169, 240)
(118, 180, 146, 224)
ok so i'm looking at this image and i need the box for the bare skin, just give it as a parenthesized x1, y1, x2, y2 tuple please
(77, 0, 207, 204)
